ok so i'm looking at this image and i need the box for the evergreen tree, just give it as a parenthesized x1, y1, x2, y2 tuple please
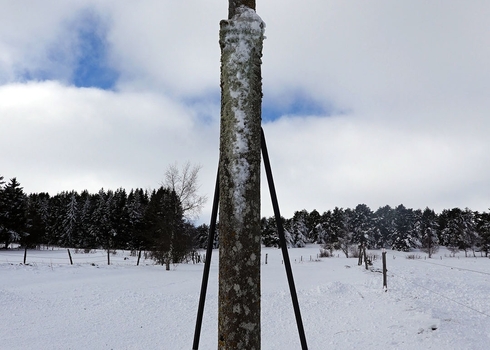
(315, 211, 332, 246)
(90, 189, 112, 249)
(261, 216, 280, 247)
(144, 187, 187, 269)
(331, 207, 352, 257)
(442, 208, 464, 256)
(46, 194, 65, 246)
(126, 188, 148, 252)
(286, 210, 308, 247)
(475, 211, 490, 256)
(110, 188, 130, 249)
(1, 178, 27, 248)
(391, 204, 418, 251)
(374, 205, 395, 248)
(419, 207, 439, 258)
(23, 193, 50, 248)
(61, 191, 79, 247)
(306, 209, 321, 243)
(194, 223, 211, 249)
(351, 204, 375, 248)
(78, 191, 96, 249)
(461, 208, 478, 257)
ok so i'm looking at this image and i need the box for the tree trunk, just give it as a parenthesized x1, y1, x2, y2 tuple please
(228, 0, 256, 19)
(218, 4, 265, 350)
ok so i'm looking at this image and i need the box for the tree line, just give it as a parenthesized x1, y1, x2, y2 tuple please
(261, 204, 490, 258)
(0, 166, 210, 269)
(2, 174, 490, 263)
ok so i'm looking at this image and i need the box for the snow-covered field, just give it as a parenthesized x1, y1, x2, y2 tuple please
(1, 245, 489, 350)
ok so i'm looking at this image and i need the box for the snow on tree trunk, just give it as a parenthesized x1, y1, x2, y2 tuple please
(218, 5, 265, 350)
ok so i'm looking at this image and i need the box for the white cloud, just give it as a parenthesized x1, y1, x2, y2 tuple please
(1, 0, 489, 223)
(0, 81, 219, 197)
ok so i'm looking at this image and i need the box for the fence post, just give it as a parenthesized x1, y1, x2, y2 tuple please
(137, 250, 142, 266)
(382, 249, 387, 292)
(67, 249, 73, 265)
(363, 245, 369, 270)
(358, 244, 363, 266)
(23, 247, 27, 264)
(265, 253, 268, 265)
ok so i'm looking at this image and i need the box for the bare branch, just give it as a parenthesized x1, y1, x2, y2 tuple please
(163, 162, 207, 220)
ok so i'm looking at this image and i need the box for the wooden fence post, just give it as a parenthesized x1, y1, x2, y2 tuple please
(382, 249, 387, 292)
(358, 244, 363, 266)
(67, 249, 73, 265)
(137, 250, 142, 266)
(363, 245, 369, 270)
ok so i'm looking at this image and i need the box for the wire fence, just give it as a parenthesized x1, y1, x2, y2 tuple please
(374, 250, 490, 319)
(389, 269, 490, 318)
(389, 251, 490, 276)
(0, 249, 148, 266)
(0, 248, 206, 266)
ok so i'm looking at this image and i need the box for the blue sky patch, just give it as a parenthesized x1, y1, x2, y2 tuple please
(19, 10, 118, 89)
(72, 12, 118, 89)
(186, 91, 333, 124)
(262, 93, 329, 122)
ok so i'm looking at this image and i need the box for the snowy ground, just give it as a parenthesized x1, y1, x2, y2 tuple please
(1, 245, 489, 350)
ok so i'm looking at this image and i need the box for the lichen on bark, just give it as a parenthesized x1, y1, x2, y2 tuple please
(218, 5, 265, 350)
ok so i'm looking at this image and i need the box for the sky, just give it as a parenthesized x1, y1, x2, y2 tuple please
(1, 0, 489, 222)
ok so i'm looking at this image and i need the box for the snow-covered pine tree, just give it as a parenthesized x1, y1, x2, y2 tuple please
(307, 209, 321, 243)
(261, 216, 280, 247)
(315, 210, 332, 246)
(391, 204, 418, 251)
(475, 211, 490, 257)
(351, 204, 375, 248)
(333, 207, 353, 258)
(287, 210, 309, 247)
(1, 178, 27, 248)
(419, 207, 439, 258)
(61, 191, 79, 247)
(23, 193, 50, 248)
(126, 188, 147, 252)
(461, 208, 478, 257)
(373, 205, 395, 248)
(441, 208, 464, 256)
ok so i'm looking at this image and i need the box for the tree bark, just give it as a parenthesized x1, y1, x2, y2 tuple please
(218, 4, 265, 350)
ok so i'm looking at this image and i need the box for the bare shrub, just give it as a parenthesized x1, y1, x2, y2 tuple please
(349, 245, 360, 258)
(448, 246, 459, 257)
(319, 248, 331, 258)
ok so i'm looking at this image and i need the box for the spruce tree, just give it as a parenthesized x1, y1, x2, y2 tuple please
(419, 207, 439, 258)
(1, 178, 27, 248)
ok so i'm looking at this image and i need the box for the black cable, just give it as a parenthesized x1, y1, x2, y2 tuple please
(261, 127, 308, 350)
(192, 168, 220, 350)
